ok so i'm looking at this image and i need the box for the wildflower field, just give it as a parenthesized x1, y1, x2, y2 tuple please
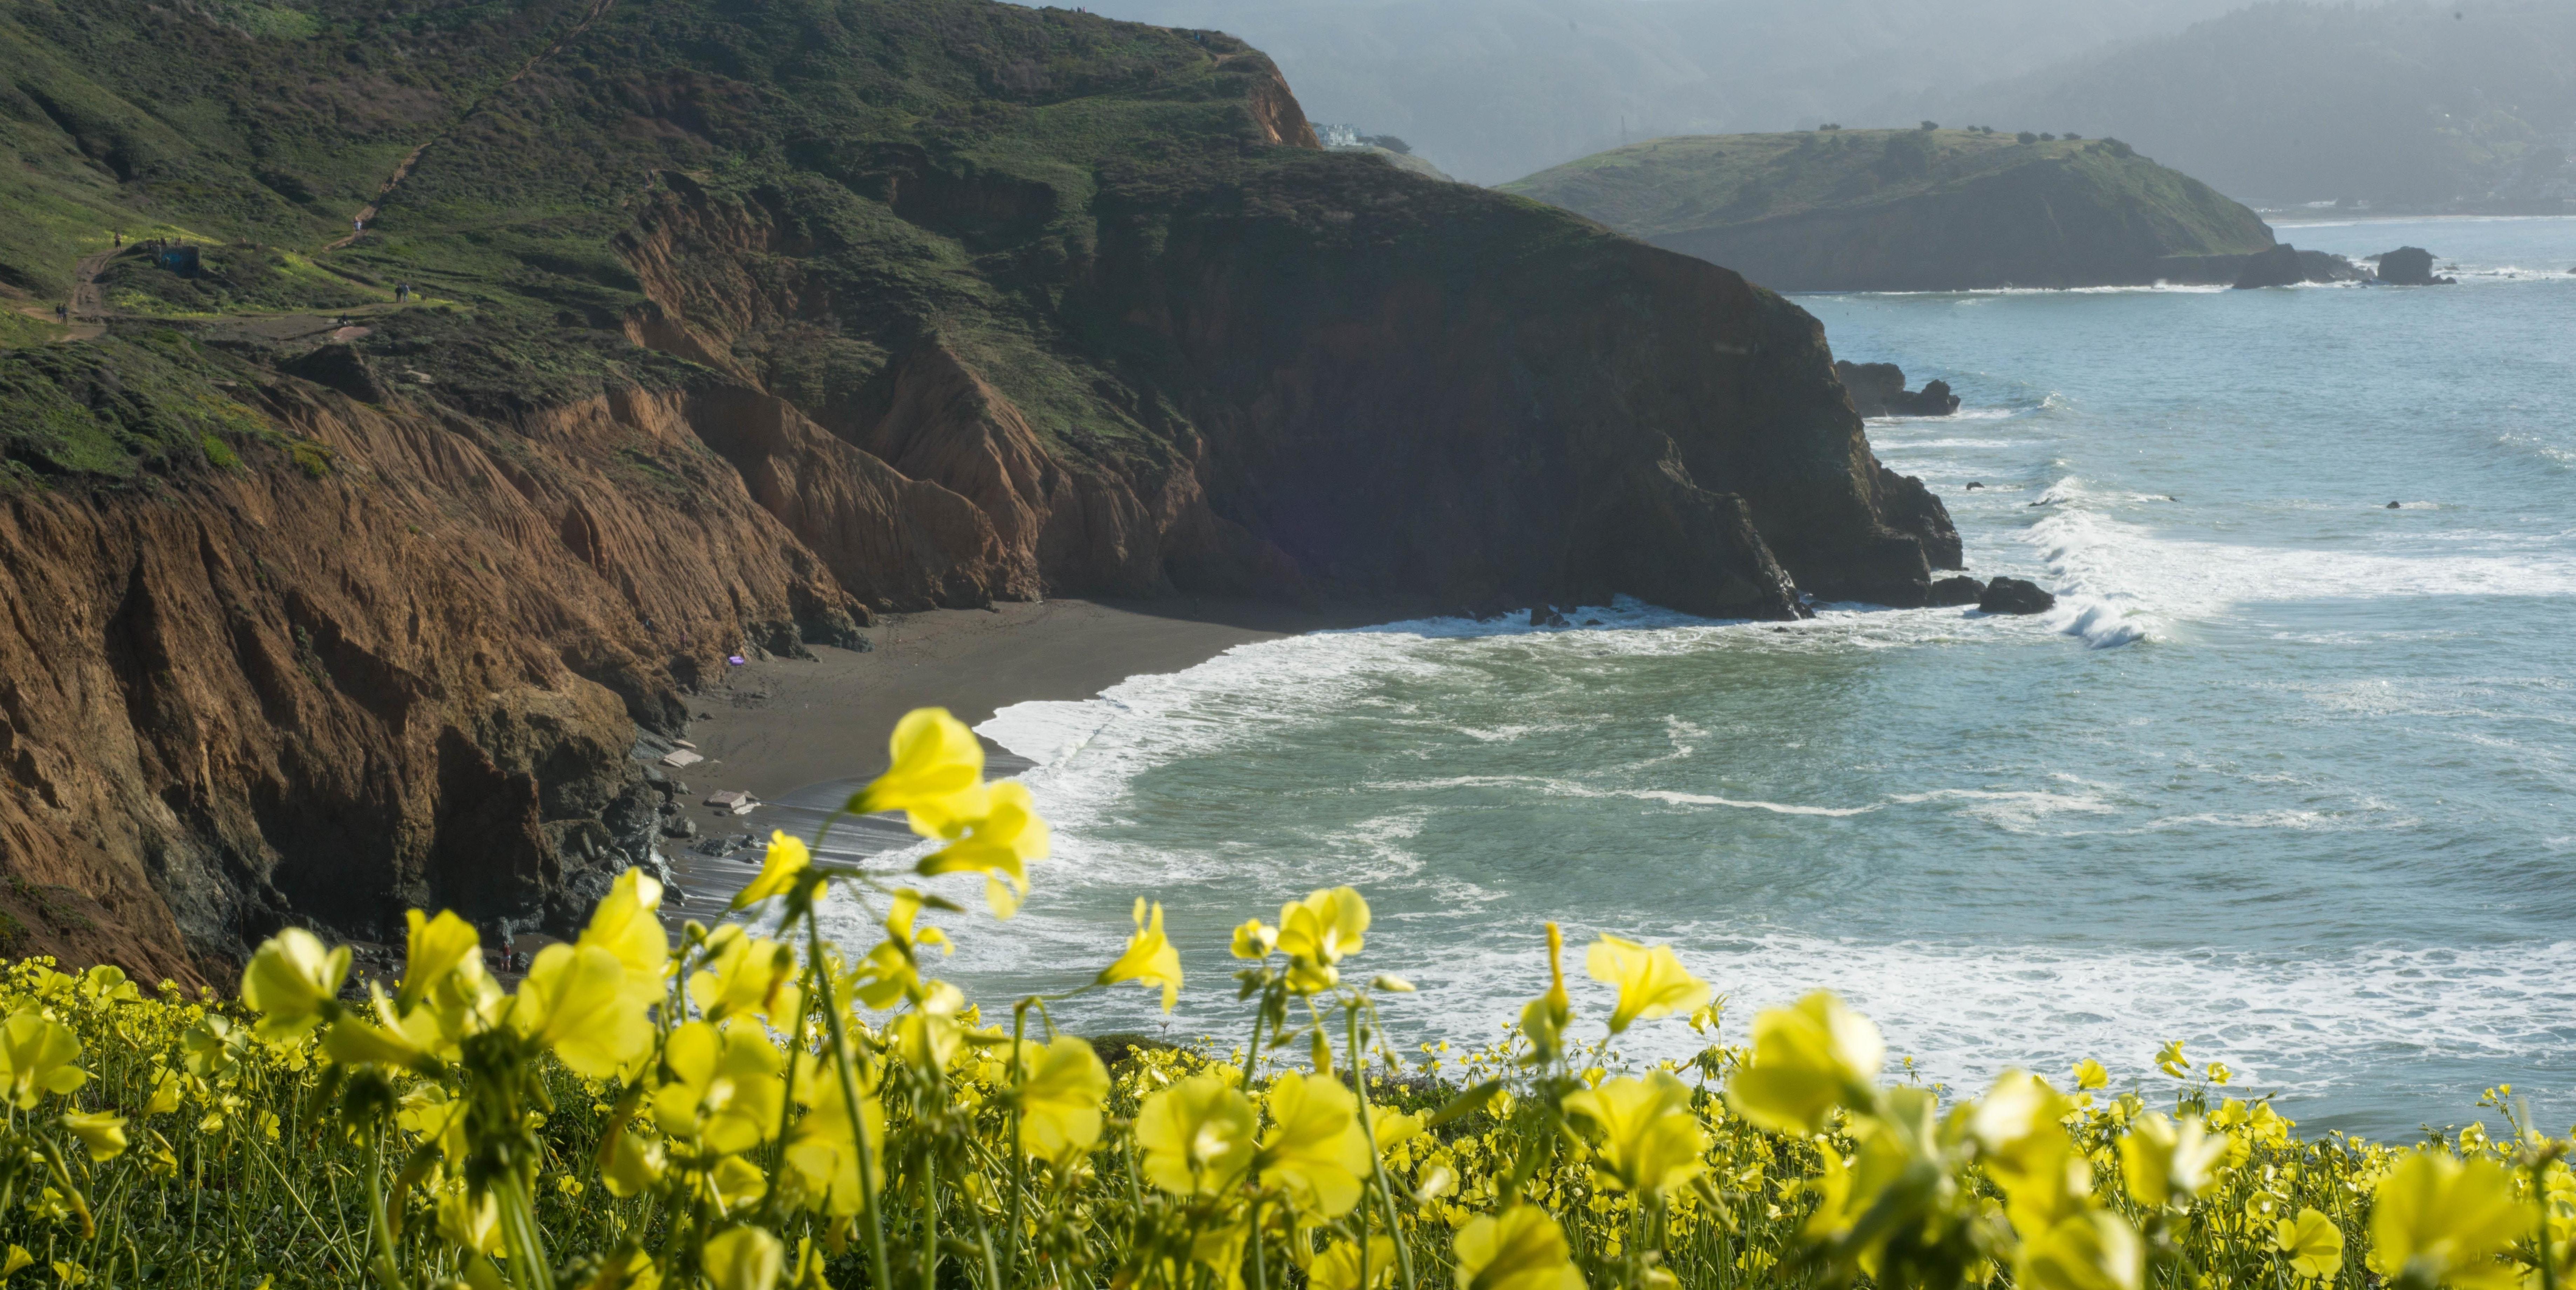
(0, 710, 2563, 1290)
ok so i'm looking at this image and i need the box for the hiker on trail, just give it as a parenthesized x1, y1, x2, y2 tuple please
(112, 232, 121, 247)
(55, 303, 68, 324)
(395, 282, 409, 303)
(353, 217, 364, 236)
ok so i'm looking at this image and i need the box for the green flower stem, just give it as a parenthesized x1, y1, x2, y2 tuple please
(493, 1166, 555, 1290)
(1347, 1002, 1416, 1290)
(1007, 1001, 1032, 1290)
(365, 1130, 408, 1290)
(804, 896, 894, 1290)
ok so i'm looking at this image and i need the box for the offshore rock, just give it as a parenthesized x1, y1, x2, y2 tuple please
(2372, 247, 2453, 285)
(2234, 244, 2367, 288)
(1978, 577, 2058, 615)
(1927, 575, 1986, 607)
(1836, 362, 1962, 417)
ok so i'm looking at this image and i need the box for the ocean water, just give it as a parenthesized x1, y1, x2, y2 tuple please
(820, 217, 2576, 1138)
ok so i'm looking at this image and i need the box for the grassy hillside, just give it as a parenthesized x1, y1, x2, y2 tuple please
(1503, 127, 2277, 291)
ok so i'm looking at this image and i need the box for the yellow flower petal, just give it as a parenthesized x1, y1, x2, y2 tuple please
(1583, 935, 1710, 1034)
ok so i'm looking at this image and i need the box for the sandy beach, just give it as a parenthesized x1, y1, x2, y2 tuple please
(653, 596, 1397, 922)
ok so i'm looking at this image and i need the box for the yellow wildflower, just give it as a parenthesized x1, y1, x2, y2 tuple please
(1096, 899, 1183, 1012)
(849, 892, 950, 1011)
(1453, 1205, 1585, 1290)
(2155, 1040, 2188, 1079)
(702, 1226, 784, 1290)
(1230, 919, 1277, 959)
(1307, 1236, 1399, 1290)
(708, 1154, 769, 1210)
(393, 909, 483, 1015)
(145, 1070, 179, 1116)
(0, 1010, 87, 1108)
(848, 707, 986, 826)
(783, 1050, 886, 1218)
(2119, 1113, 2226, 1209)
(916, 780, 1049, 917)
(688, 929, 803, 1027)
(1584, 935, 1710, 1034)
(239, 929, 349, 1042)
(1561, 1072, 1706, 1197)
(1014, 1035, 1109, 1162)
(1138, 1074, 1257, 1198)
(2277, 1208, 2344, 1282)
(511, 943, 655, 1080)
(1276, 887, 1370, 992)
(60, 1111, 125, 1161)
(2017, 1211, 2143, 1290)
(653, 1020, 786, 1156)
(1, 1248, 27, 1279)
(599, 1128, 667, 1199)
(2072, 1059, 2109, 1090)
(734, 831, 815, 910)
(1259, 1070, 1372, 1216)
(1724, 991, 1884, 1134)
(2367, 1151, 2523, 1290)
(577, 867, 670, 1004)
(436, 1182, 502, 1256)
(889, 980, 969, 1071)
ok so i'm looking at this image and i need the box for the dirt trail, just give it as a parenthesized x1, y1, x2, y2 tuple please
(11, 249, 115, 342)
(332, 0, 619, 249)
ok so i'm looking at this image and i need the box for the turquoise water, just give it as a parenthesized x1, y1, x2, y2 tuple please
(829, 217, 2576, 1138)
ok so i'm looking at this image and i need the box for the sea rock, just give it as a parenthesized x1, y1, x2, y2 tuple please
(1529, 604, 1571, 627)
(1977, 577, 2057, 615)
(2232, 244, 2304, 288)
(2372, 246, 2453, 285)
(1927, 575, 1986, 607)
(2233, 244, 2365, 289)
(1836, 361, 1963, 417)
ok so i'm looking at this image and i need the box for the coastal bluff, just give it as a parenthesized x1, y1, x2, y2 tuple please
(1504, 129, 2281, 292)
(0, 0, 1956, 976)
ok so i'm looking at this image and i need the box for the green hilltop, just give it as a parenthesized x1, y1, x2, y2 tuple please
(1503, 127, 2279, 291)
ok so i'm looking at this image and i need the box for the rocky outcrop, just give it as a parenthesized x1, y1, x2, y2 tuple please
(1836, 362, 1961, 417)
(2371, 247, 2453, 285)
(1978, 577, 2057, 615)
(0, 0, 1964, 977)
(2232, 244, 2366, 289)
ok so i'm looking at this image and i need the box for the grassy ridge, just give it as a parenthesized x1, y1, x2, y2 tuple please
(1503, 129, 2276, 291)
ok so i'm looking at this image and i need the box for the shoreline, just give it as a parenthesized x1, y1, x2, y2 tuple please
(655, 596, 1402, 923)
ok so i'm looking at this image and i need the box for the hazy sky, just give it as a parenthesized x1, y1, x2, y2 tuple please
(1083, 0, 2254, 183)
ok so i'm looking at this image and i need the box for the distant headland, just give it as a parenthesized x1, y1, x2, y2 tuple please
(1503, 127, 2286, 292)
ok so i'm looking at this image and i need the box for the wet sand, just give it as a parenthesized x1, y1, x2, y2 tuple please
(655, 596, 1393, 924)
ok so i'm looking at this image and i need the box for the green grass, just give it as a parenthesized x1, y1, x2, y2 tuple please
(1503, 128, 2272, 258)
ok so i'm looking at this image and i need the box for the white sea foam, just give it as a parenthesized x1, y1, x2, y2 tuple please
(2006, 474, 2576, 649)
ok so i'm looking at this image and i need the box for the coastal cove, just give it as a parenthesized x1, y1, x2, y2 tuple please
(725, 216, 2576, 1141)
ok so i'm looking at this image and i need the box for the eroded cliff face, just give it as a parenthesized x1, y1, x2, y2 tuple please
(0, 0, 1960, 979)
(0, 377, 876, 978)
